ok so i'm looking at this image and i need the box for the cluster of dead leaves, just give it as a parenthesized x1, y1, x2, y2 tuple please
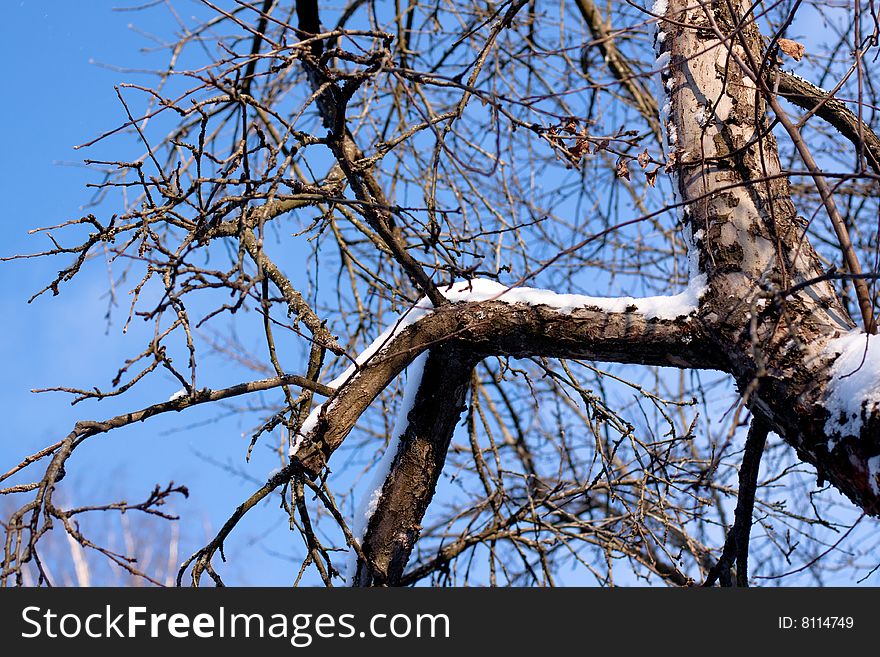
(544, 42, 811, 187)
(541, 118, 665, 187)
(615, 148, 661, 187)
(544, 117, 594, 168)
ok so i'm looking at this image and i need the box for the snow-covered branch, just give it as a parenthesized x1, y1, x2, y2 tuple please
(291, 278, 720, 477)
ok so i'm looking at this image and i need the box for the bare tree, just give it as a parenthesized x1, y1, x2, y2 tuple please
(4, 0, 880, 587)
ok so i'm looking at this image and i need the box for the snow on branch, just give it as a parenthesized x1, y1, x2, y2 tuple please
(824, 331, 880, 444)
(291, 276, 708, 456)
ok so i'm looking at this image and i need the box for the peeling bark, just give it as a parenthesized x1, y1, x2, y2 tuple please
(660, 0, 879, 512)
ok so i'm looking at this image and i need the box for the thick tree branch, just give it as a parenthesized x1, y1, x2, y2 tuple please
(575, 0, 880, 180)
(660, 0, 880, 514)
(352, 346, 478, 586)
(203, 1, 880, 586)
(763, 79, 876, 334)
(773, 70, 880, 175)
(292, 297, 722, 477)
(16, 0, 880, 588)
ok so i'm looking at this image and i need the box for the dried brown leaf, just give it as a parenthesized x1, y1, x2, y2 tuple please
(570, 138, 591, 160)
(778, 38, 805, 61)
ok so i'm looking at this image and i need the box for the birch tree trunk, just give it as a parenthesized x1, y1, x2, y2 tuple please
(657, 0, 879, 514)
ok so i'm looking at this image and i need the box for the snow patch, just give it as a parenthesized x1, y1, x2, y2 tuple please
(651, 0, 702, 288)
(823, 330, 880, 438)
(168, 389, 186, 402)
(684, 224, 700, 283)
(326, 305, 432, 390)
(868, 455, 880, 496)
(317, 277, 709, 396)
(290, 394, 350, 455)
(440, 276, 707, 320)
(659, 100, 671, 123)
(655, 51, 671, 70)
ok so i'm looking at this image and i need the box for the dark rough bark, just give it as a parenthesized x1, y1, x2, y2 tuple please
(702, 417, 769, 587)
(353, 346, 477, 586)
(774, 71, 880, 174)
